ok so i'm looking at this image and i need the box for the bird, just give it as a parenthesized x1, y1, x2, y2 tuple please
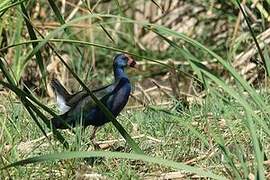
(50, 53, 137, 146)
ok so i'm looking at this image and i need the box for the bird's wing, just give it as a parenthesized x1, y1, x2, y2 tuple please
(78, 78, 130, 113)
(92, 83, 115, 97)
(81, 79, 132, 112)
(66, 91, 88, 107)
(66, 83, 115, 107)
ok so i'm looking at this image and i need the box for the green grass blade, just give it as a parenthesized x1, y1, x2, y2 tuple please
(47, 0, 65, 25)
(20, 3, 47, 89)
(0, 0, 10, 9)
(236, 0, 268, 76)
(1, 151, 227, 180)
(246, 112, 265, 179)
(12, 14, 24, 81)
(0, 58, 17, 86)
(0, 0, 27, 14)
(113, 0, 123, 16)
(263, 47, 270, 76)
(47, 0, 82, 56)
(0, 58, 56, 118)
(0, 38, 173, 69)
(217, 144, 242, 179)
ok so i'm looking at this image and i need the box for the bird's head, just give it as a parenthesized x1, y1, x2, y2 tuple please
(113, 53, 137, 68)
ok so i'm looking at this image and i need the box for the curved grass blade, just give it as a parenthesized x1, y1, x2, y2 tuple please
(0, 0, 27, 15)
(0, 0, 10, 10)
(148, 23, 270, 125)
(0, 38, 200, 83)
(0, 36, 200, 100)
(0, 39, 172, 69)
(1, 151, 227, 180)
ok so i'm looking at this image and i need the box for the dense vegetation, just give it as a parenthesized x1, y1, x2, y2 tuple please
(0, 0, 270, 179)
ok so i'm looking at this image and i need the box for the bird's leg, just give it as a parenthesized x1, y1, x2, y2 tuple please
(90, 126, 100, 150)
(90, 126, 98, 139)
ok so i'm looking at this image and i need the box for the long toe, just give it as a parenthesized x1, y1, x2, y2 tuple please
(91, 139, 101, 150)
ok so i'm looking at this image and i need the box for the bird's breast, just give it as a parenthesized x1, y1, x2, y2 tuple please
(110, 82, 131, 115)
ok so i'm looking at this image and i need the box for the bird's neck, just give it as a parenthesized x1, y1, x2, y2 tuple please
(114, 66, 128, 80)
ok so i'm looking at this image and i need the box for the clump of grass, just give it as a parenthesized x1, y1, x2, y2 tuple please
(1, 90, 269, 178)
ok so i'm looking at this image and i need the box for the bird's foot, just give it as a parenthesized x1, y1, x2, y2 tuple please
(91, 140, 101, 150)
(90, 126, 101, 150)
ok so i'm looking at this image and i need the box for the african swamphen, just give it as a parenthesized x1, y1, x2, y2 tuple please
(51, 54, 136, 142)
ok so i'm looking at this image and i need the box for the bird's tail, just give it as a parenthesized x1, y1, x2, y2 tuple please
(51, 79, 70, 99)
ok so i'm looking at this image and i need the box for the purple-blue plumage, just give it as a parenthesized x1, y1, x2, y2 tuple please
(51, 54, 136, 129)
